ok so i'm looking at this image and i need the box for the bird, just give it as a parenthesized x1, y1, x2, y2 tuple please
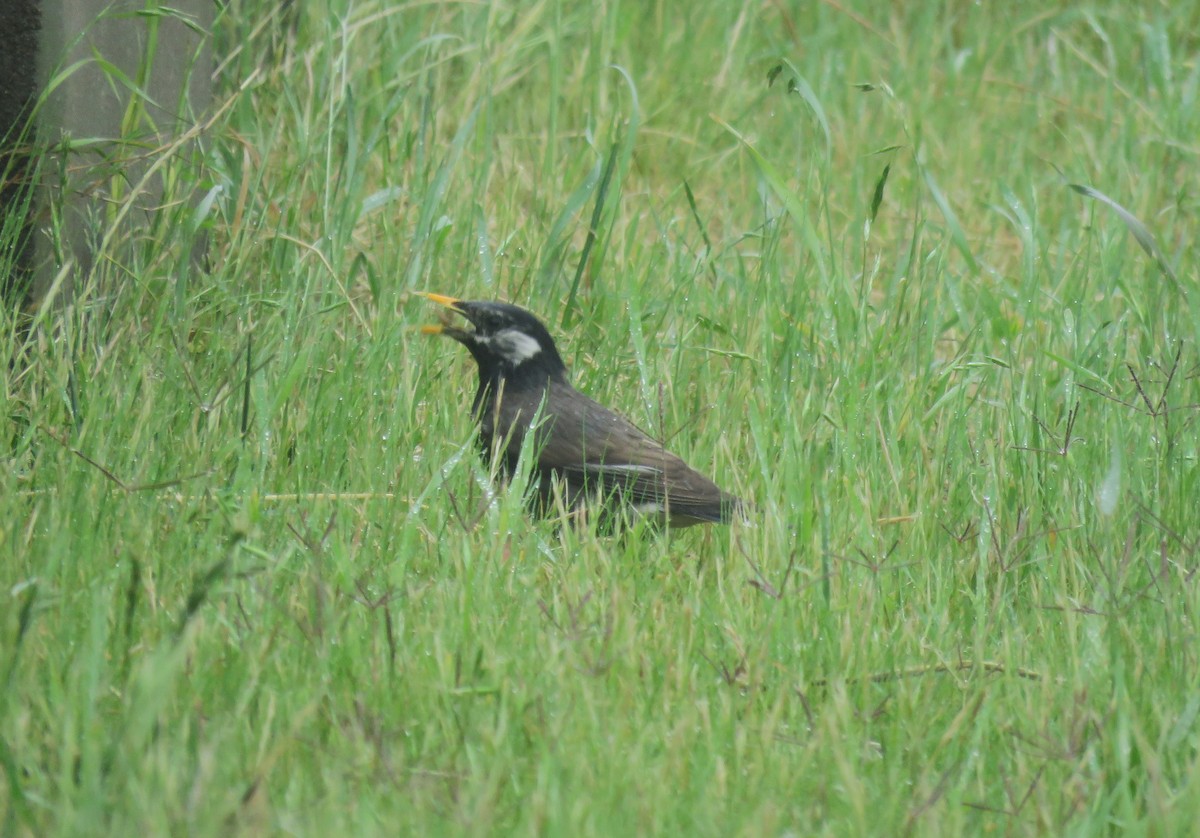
(418, 292, 742, 529)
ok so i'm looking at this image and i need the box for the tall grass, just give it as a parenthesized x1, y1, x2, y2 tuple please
(3, 1, 1198, 834)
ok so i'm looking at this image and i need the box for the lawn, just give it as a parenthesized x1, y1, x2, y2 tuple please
(3, 1, 1199, 834)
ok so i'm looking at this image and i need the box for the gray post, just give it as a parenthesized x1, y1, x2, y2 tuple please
(31, 0, 214, 306)
(0, 1, 41, 307)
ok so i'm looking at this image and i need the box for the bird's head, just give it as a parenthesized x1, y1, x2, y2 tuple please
(419, 293, 568, 385)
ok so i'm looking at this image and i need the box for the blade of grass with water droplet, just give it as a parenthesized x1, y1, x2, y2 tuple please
(921, 165, 978, 274)
(535, 157, 602, 292)
(563, 141, 620, 329)
(404, 98, 481, 290)
(773, 58, 831, 158)
(1068, 182, 1180, 288)
(713, 115, 827, 282)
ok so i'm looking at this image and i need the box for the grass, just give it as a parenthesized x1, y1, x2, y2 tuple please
(4, 0, 1199, 834)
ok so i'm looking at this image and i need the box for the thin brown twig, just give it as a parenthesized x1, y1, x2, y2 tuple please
(806, 660, 1045, 689)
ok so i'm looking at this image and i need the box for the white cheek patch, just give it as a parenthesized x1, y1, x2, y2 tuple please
(490, 329, 543, 363)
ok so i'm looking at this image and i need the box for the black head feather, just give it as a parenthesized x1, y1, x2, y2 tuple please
(428, 299, 568, 392)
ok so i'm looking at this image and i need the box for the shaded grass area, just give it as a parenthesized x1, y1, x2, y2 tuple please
(3, 1, 1199, 834)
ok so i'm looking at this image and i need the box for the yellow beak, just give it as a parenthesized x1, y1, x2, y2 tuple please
(418, 291, 461, 308)
(417, 292, 464, 335)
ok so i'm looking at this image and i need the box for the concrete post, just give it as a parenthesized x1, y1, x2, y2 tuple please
(30, 0, 214, 306)
(0, 1, 41, 307)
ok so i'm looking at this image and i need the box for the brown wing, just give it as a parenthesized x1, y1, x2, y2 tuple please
(525, 380, 740, 525)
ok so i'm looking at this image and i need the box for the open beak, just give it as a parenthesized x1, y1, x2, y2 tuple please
(417, 291, 469, 337)
(420, 292, 461, 309)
